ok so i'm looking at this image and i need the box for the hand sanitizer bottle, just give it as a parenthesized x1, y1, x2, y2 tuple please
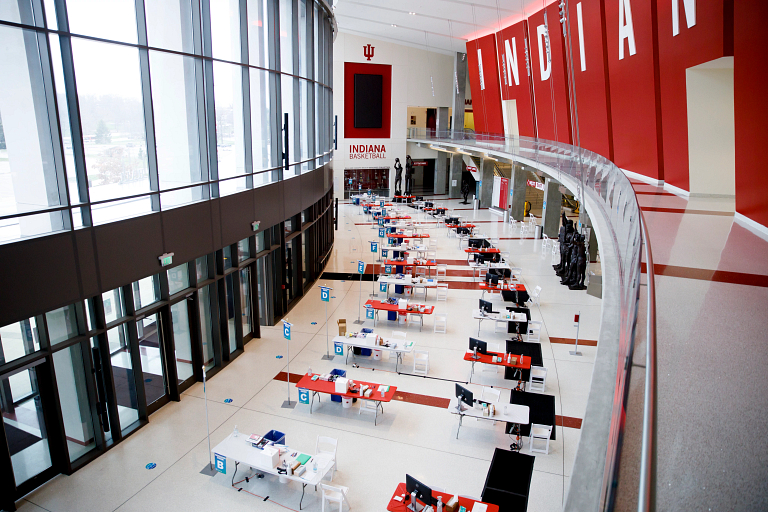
(233, 425, 239, 437)
(307, 366, 312, 375)
(436, 496, 443, 512)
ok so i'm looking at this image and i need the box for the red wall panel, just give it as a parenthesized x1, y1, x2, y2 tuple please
(526, 4, 572, 144)
(734, 1, 768, 227)
(604, 0, 663, 180)
(569, 0, 613, 160)
(343, 62, 391, 139)
(495, 20, 536, 138)
(657, 0, 730, 191)
(466, 34, 505, 136)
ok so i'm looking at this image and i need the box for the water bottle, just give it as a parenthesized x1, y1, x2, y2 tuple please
(307, 366, 312, 375)
(436, 496, 443, 512)
(313, 459, 318, 472)
(233, 425, 239, 437)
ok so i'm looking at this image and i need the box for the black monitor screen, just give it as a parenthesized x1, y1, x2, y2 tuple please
(406, 474, 435, 506)
(485, 272, 493, 284)
(354, 74, 383, 129)
(491, 275, 500, 286)
(455, 383, 474, 407)
(479, 299, 494, 314)
(469, 337, 488, 354)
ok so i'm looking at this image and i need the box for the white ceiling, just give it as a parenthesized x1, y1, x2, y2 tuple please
(332, 0, 557, 55)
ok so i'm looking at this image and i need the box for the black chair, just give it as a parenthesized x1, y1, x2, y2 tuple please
(505, 390, 556, 440)
(481, 448, 534, 512)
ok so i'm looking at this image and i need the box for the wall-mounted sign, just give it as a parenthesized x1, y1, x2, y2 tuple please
(158, 252, 174, 266)
(527, 179, 545, 191)
(363, 44, 375, 61)
(349, 144, 386, 160)
(467, 164, 478, 175)
(412, 161, 428, 166)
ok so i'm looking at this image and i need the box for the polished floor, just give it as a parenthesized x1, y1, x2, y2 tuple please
(16, 197, 597, 512)
(15, 184, 767, 511)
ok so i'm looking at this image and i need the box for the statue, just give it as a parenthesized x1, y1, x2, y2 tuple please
(568, 236, 588, 290)
(562, 234, 582, 285)
(394, 158, 403, 195)
(461, 180, 470, 204)
(555, 220, 574, 273)
(405, 155, 414, 195)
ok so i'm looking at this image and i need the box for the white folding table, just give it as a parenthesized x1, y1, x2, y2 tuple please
(448, 397, 530, 439)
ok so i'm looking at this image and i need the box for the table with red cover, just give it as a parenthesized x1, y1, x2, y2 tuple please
(386, 482, 499, 512)
(295, 374, 397, 425)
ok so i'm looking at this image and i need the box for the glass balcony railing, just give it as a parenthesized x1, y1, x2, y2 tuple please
(408, 128, 657, 512)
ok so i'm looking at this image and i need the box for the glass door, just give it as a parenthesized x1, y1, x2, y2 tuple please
(0, 362, 55, 491)
(136, 313, 170, 412)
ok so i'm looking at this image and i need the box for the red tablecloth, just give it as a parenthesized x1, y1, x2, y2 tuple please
(465, 248, 500, 254)
(382, 216, 411, 220)
(463, 351, 531, 370)
(386, 482, 499, 512)
(387, 233, 430, 239)
(479, 283, 527, 292)
(384, 259, 437, 266)
(295, 374, 397, 402)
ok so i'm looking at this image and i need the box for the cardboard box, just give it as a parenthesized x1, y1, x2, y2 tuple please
(334, 377, 349, 394)
(338, 319, 347, 336)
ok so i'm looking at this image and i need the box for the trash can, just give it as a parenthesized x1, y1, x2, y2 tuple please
(473, 197, 480, 211)
(534, 224, 543, 239)
(373, 349, 382, 360)
(329, 369, 346, 402)
(262, 430, 285, 446)
(341, 397, 353, 408)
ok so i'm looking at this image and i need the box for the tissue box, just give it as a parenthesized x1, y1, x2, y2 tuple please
(334, 377, 349, 394)
(337, 319, 347, 335)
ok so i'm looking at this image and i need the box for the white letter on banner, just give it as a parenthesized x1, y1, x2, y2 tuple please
(477, 48, 486, 90)
(672, 0, 696, 36)
(537, 25, 551, 81)
(505, 38, 520, 86)
(618, 0, 637, 60)
(577, 2, 586, 71)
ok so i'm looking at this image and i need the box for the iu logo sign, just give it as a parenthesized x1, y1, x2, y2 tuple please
(363, 44, 375, 61)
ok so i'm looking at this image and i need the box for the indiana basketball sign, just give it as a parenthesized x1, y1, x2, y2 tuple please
(349, 144, 386, 160)
(363, 44, 375, 61)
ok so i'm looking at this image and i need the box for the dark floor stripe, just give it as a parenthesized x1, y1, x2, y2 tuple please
(437, 259, 472, 265)
(641, 263, 768, 287)
(273, 372, 582, 427)
(556, 415, 583, 429)
(498, 237, 535, 240)
(640, 206, 734, 216)
(549, 337, 598, 347)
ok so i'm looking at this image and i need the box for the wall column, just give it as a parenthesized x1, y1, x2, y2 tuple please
(448, 52, 467, 199)
(541, 177, 562, 238)
(478, 158, 494, 208)
(434, 107, 450, 194)
(509, 163, 528, 221)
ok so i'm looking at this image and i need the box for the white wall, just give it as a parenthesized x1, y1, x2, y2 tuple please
(686, 58, 735, 196)
(333, 32, 454, 196)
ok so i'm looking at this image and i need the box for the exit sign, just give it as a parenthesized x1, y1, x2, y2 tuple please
(159, 252, 174, 267)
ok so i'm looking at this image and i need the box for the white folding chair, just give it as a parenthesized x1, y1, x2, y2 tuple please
(359, 398, 379, 421)
(436, 264, 448, 279)
(413, 350, 429, 375)
(529, 285, 542, 306)
(527, 320, 542, 342)
(494, 320, 508, 334)
(433, 313, 447, 333)
(436, 283, 448, 302)
(510, 268, 523, 282)
(412, 285, 427, 302)
(315, 436, 338, 481)
(407, 312, 424, 331)
(480, 387, 502, 424)
(391, 330, 406, 341)
(483, 343, 501, 374)
(541, 234, 551, 252)
(529, 424, 553, 454)
(320, 484, 351, 512)
(529, 366, 547, 392)
(426, 250, 437, 260)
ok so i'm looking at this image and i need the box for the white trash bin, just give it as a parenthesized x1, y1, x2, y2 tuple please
(373, 349, 382, 360)
(342, 397, 353, 408)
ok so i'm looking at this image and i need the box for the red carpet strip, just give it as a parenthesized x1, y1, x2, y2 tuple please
(641, 263, 768, 287)
(549, 337, 598, 347)
(272, 372, 581, 427)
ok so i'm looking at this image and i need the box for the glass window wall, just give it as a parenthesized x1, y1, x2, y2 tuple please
(167, 263, 190, 295)
(198, 284, 215, 372)
(133, 275, 160, 310)
(0, 318, 40, 365)
(240, 267, 253, 336)
(46, 304, 80, 345)
(145, 0, 195, 53)
(213, 61, 247, 196)
(52, 343, 97, 462)
(105, 323, 139, 434)
(65, 0, 138, 44)
(170, 301, 194, 382)
(210, 0, 241, 63)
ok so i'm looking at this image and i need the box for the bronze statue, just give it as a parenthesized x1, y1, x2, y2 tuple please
(405, 155, 414, 195)
(394, 158, 403, 195)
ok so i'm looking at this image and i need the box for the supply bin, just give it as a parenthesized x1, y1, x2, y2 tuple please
(262, 429, 285, 446)
(329, 369, 346, 402)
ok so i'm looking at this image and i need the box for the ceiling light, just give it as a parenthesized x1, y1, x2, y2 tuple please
(391, 24, 397, 27)
(409, 12, 416, 15)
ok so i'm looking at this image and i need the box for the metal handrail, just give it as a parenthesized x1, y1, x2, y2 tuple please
(638, 213, 657, 512)
(407, 127, 656, 511)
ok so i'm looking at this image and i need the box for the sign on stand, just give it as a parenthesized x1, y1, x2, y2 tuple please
(214, 453, 226, 474)
(281, 321, 295, 408)
(570, 313, 582, 356)
(354, 260, 366, 324)
(319, 285, 333, 360)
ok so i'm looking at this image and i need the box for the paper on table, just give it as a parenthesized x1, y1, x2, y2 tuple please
(471, 503, 488, 512)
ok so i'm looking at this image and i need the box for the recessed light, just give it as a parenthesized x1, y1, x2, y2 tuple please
(409, 12, 416, 15)
(391, 24, 397, 27)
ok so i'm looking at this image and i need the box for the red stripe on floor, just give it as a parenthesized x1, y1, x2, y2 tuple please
(274, 371, 303, 383)
(393, 391, 451, 408)
(641, 263, 768, 287)
(437, 259, 471, 265)
(549, 337, 598, 347)
(556, 415, 583, 429)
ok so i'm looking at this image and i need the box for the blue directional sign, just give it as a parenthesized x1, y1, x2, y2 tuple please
(334, 341, 344, 355)
(214, 453, 226, 474)
(357, 260, 365, 274)
(298, 388, 310, 404)
(320, 287, 330, 302)
(365, 306, 374, 320)
(370, 241, 378, 253)
(379, 227, 385, 238)
(283, 321, 291, 340)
